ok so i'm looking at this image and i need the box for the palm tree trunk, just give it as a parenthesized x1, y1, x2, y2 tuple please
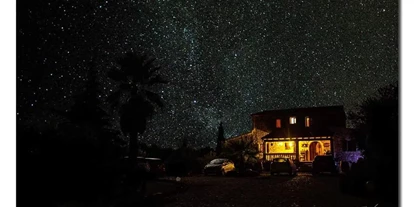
(240, 154, 245, 172)
(128, 132, 138, 165)
(125, 131, 141, 195)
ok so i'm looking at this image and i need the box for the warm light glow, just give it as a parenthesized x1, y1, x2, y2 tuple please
(305, 116, 311, 127)
(267, 141, 295, 153)
(298, 140, 331, 162)
(276, 119, 281, 128)
(289, 117, 296, 124)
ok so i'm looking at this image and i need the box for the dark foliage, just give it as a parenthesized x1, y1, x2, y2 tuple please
(18, 62, 127, 206)
(17, 124, 126, 206)
(221, 135, 259, 172)
(348, 83, 398, 204)
(164, 140, 197, 176)
(216, 122, 225, 156)
(107, 51, 167, 165)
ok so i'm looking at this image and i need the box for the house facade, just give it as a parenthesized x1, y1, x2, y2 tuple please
(227, 105, 361, 163)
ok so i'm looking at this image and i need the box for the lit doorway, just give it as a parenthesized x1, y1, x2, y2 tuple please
(309, 141, 323, 161)
(299, 140, 331, 162)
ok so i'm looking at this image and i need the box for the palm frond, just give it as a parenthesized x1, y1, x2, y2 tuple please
(128, 95, 156, 118)
(145, 90, 164, 108)
(107, 90, 122, 109)
(118, 52, 145, 78)
(120, 83, 131, 91)
(142, 57, 156, 75)
(148, 66, 162, 78)
(121, 95, 156, 134)
(108, 68, 127, 82)
(148, 74, 168, 85)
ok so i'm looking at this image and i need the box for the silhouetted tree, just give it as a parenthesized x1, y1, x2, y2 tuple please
(56, 61, 124, 160)
(221, 134, 259, 172)
(216, 122, 225, 156)
(68, 61, 109, 128)
(35, 61, 127, 205)
(348, 83, 398, 203)
(107, 51, 167, 165)
(181, 137, 189, 148)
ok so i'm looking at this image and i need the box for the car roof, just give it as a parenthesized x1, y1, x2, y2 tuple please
(123, 156, 162, 161)
(273, 158, 290, 162)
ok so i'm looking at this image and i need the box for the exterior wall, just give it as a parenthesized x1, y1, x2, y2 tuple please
(251, 106, 346, 137)
(332, 131, 363, 163)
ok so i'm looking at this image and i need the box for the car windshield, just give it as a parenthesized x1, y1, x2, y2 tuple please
(273, 158, 287, 163)
(210, 159, 227, 164)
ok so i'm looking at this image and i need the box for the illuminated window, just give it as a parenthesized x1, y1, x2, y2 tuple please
(276, 119, 281, 128)
(289, 117, 296, 124)
(305, 116, 311, 127)
(285, 142, 293, 150)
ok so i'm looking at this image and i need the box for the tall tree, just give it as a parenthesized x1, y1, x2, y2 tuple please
(56, 60, 122, 160)
(216, 122, 225, 155)
(107, 51, 167, 165)
(349, 83, 398, 158)
(65, 61, 109, 128)
(348, 83, 398, 203)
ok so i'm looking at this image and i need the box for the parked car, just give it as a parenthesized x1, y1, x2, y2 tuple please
(270, 158, 297, 176)
(312, 155, 338, 175)
(123, 156, 166, 179)
(138, 157, 166, 179)
(203, 158, 236, 176)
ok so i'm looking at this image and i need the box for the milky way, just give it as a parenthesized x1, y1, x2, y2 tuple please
(17, 0, 398, 148)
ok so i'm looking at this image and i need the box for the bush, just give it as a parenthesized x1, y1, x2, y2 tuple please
(262, 161, 271, 171)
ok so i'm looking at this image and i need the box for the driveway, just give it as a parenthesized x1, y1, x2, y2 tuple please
(161, 173, 389, 207)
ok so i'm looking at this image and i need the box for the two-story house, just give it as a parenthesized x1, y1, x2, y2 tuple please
(227, 105, 360, 163)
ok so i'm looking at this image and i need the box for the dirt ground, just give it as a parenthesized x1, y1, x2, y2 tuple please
(155, 173, 391, 207)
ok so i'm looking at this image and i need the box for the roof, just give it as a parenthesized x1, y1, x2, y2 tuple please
(226, 132, 252, 141)
(250, 105, 345, 116)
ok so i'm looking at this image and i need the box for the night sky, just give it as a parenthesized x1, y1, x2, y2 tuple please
(17, 0, 398, 148)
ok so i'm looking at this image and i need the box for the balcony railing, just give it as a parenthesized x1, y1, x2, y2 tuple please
(265, 153, 296, 161)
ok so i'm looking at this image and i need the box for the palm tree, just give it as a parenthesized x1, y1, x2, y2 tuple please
(222, 134, 259, 172)
(107, 51, 167, 165)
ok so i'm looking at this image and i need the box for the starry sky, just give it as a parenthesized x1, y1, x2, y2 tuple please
(17, 0, 398, 148)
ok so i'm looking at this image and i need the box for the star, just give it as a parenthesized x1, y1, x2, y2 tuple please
(17, 0, 398, 148)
